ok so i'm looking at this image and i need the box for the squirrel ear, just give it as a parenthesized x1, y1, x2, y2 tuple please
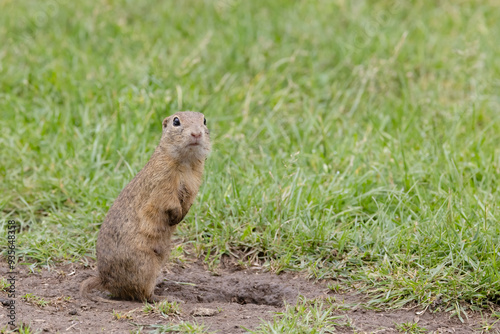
(162, 117, 169, 129)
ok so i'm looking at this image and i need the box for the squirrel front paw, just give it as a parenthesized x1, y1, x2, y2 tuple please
(165, 207, 183, 226)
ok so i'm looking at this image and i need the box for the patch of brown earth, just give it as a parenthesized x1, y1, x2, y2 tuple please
(0, 260, 497, 333)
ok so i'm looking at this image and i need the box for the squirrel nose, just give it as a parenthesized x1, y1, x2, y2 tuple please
(191, 131, 202, 139)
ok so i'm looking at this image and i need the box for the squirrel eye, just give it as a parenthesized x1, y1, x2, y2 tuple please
(204, 118, 206, 125)
(173, 117, 181, 126)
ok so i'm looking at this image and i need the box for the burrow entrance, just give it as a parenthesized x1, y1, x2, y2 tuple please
(156, 264, 327, 307)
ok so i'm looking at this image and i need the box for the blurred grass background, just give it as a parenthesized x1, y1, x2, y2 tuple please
(1, 0, 500, 313)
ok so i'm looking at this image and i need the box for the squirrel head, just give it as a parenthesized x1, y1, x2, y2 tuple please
(159, 111, 211, 163)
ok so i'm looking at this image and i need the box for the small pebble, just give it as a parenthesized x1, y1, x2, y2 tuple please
(191, 307, 219, 317)
(0, 298, 12, 306)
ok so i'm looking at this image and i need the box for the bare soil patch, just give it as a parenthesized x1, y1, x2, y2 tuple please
(0, 259, 497, 333)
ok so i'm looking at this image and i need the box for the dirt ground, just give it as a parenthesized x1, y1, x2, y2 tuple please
(0, 258, 498, 334)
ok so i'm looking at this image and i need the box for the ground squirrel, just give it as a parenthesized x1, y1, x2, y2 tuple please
(80, 111, 211, 302)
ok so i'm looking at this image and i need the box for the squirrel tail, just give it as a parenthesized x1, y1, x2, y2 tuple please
(80, 276, 117, 303)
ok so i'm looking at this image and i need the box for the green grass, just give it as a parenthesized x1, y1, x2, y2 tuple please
(143, 300, 181, 318)
(148, 321, 213, 334)
(1, 0, 500, 316)
(395, 321, 427, 334)
(249, 297, 345, 333)
(0, 322, 40, 334)
(21, 293, 49, 308)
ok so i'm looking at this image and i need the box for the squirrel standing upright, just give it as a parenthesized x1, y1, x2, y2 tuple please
(81, 111, 211, 302)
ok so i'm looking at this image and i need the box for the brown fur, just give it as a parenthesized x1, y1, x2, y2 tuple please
(80, 111, 211, 302)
